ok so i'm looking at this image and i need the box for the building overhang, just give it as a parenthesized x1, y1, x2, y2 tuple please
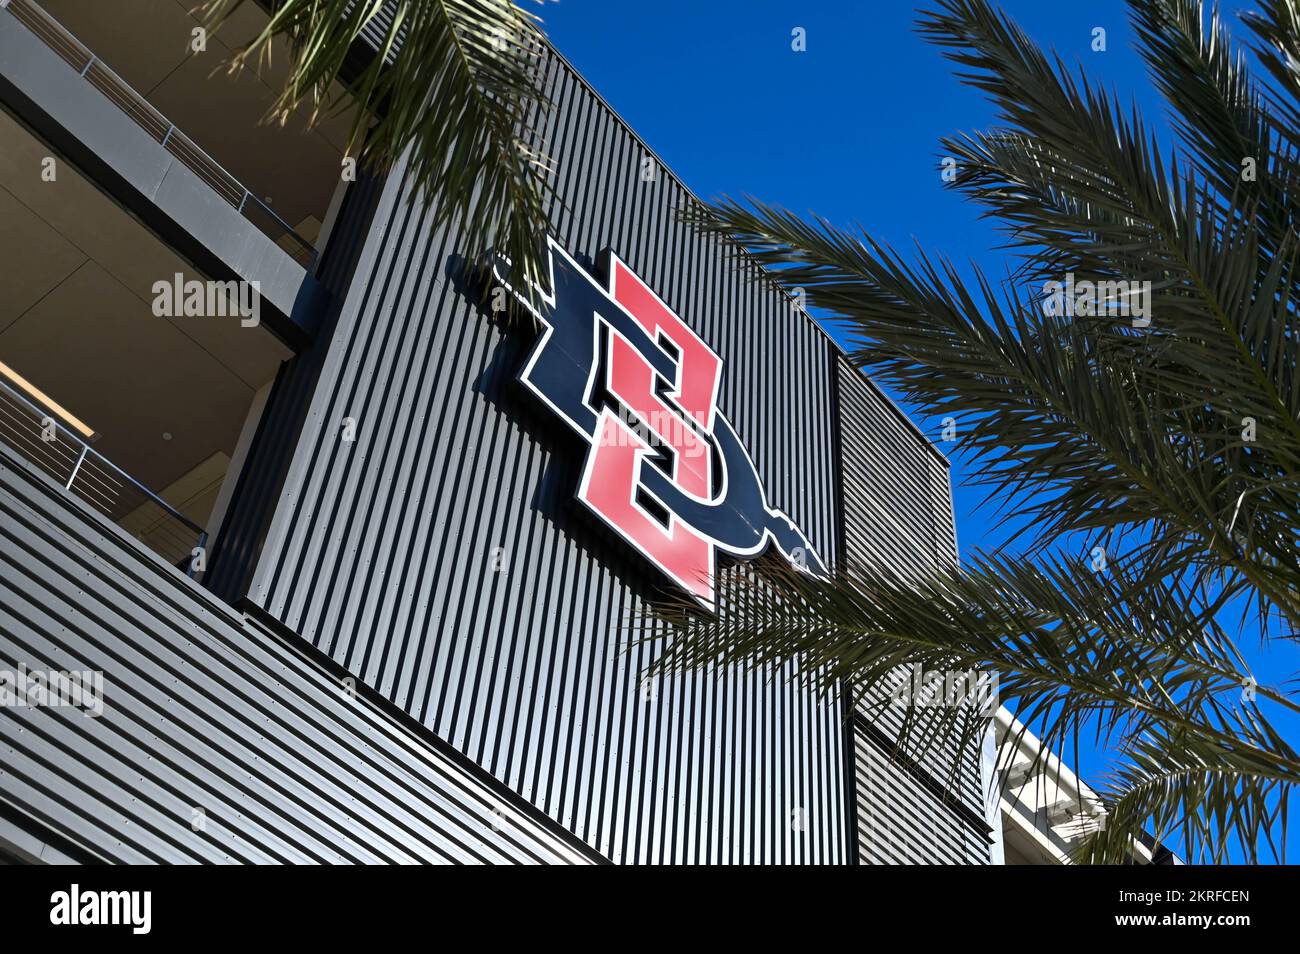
(0, 3, 327, 351)
(995, 708, 1164, 864)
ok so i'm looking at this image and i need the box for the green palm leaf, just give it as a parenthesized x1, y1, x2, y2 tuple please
(674, 0, 1300, 863)
(651, 554, 1300, 863)
(200, 0, 555, 291)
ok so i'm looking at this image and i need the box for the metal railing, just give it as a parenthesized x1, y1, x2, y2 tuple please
(4, 0, 318, 268)
(0, 377, 208, 574)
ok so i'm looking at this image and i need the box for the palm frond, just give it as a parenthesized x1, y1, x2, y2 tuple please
(1243, 0, 1300, 126)
(684, 197, 1300, 624)
(1087, 715, 1296, 864)
(1129, 0, 1294, 238)
(200, 0, 555, 290)
(651, 554, 1300, 862)
(675, 0, 1300, 862)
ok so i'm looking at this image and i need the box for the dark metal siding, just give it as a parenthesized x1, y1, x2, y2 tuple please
(0, 447, 596, 864)
(854, 725, 989, 865)
(836, 357, 955, 578)
(240, 49, 849, 864)
(206, 172, 386, 602)
(835, 357, 991, 863)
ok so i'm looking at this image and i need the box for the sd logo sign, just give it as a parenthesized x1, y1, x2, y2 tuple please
(495, 238, 826, 608)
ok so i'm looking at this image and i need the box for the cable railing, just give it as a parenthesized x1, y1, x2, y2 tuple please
(4, 0, 318, 268)
(0, 377, 208, 574)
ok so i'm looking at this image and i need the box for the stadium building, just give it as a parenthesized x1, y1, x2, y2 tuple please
(0, 0, 1119, 864)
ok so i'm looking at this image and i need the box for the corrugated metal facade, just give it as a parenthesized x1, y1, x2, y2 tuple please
(0, 447, 597, 864)
(854, 725, 989, 865)
(236, 47, 852, 864)
(835, 357, 991, 863)
(836, 356, 958, 578)
(0, 0, 994, 863)
(205, 171, 387, 603)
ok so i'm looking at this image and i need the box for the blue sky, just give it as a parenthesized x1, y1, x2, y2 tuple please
(543, 0, 1158, 553)
(543, 0, 1297, 859)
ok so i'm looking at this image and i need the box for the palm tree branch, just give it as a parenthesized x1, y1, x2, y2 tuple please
(199, 0, 556, 290)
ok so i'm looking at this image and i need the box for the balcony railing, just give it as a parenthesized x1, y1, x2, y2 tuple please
(4, 0, 318, 268)
(0, 376, 208, 574)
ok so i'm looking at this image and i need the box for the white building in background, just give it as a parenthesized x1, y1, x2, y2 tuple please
(990, 708, 1177, 865)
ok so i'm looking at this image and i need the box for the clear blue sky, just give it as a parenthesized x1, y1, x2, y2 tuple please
(543, 0, 1296, 860)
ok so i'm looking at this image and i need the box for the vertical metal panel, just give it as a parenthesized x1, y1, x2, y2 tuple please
(0, 448, 597, 865)
(241, 47, 849, 863)
(206, 171, 386, 603)
(835, 356, 992, 863)
(855, 725, 989, 865)
(836, 357, 950, 578)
